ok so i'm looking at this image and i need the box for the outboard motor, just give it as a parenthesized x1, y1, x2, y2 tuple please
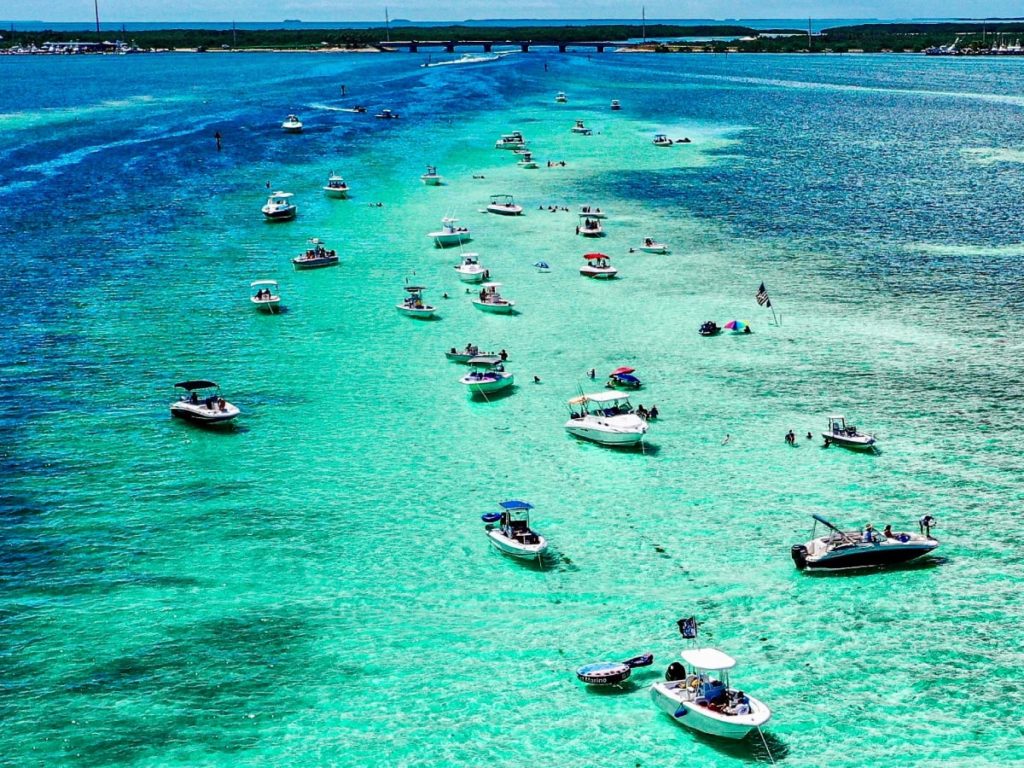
(665, 661, 687, 682)
(791, 544, 808, 570)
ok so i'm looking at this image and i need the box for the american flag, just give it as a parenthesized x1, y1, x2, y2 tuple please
(677, 616, 699, 639)
(756, 282, 771, 308)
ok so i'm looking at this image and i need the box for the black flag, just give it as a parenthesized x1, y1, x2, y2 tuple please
(677, 616, 698, 639)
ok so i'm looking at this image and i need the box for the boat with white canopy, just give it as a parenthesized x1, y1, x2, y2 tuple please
(571, 119, 593, 135)
(460, 355, 514, 395)
(486, 194, 523, 216)
(578, 217, 604, 237)
(579, 253, 617, 279)
(791, 515, 939, 571)
(169, 380, 240, 425)
(291, 238, 338, 269)
(250, 280, 281, 313)
(281, 114, 303, 133)
(472, 282, 515, 314)
(421, 165, 443, 185)
(322, 172, 350, 198)
(396, 285, 437, 319)
(610, 99, 622, 110)
(454, 254, 489, 283)
(565, 391, 648, 446)
(516, 151, 539, 169)
(262, 191, 296, 221)
(650, 617, 772, 741)
(653, 133, 673, 147)
(428, 216, 471, 248)
(481, 500, 547, 561)
(555, 91, 568, 103)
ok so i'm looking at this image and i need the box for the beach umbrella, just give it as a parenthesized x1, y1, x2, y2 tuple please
(610, 366, 635, 376)
(724, 320, 749, 332)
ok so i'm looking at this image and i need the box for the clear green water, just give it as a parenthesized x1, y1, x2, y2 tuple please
(1, 52, 1023, 766)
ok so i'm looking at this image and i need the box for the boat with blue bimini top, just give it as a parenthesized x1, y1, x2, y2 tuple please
(650, 617, 772, 741)
(791, 514, 940, 571)
(481, 500, 548, 560)
(576, 653, 653, 686)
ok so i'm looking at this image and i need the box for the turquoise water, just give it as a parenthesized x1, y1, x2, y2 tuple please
(2, 52, 1023, 766)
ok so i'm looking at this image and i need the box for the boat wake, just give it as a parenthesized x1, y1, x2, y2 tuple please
(422, 51, 517, 68)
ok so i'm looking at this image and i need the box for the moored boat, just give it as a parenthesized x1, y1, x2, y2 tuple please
(472, 282, 515, 314)
(481, 500, 547, 560)
(495, 131, 526, 150)
(579, 252, 618, 279)
(823, 415, 877, 451)
(445, 344, 507, 363)
(396, 285, 437, 318)
(374, 109, 400, 119)
(291, 238, 338, 269)
(169, 380, 240, 425)
(262, 191, 297, 221)
(460, 355, 514, 395)
(653, 133, 673, 147)
(571, 119, 593, 135)
(453, 254, 489, 283)
(564, 391, 648, 446)
(610, 99, 622, 110)
(516, 151, 539, 169)
(421, 165, 443, 185)
(578, 217, 604, 237)
(428, 216, 471, 248)
(250, 280, 281, 313)
(486, 194, 523, 216)
(281, 114, 303, 133)
(322, 172, 350, 198)
(791, 514, 940, 571)
(637, 237, 670, 254)
(555, 91, 568, 103)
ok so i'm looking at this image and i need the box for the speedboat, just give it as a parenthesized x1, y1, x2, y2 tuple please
(428, 217, 471, 248)
(571, 119, 593, 135)
(698, 321, 721, 337)
(578, 217, 604, 237)
(578, 205, 607, 219)
(454, 254, 489, 283)
(516, 151, 538, 169)
(607, 366, 641, 390)
(460, 355, 514, 395)
(555, 91, 568, 103)
(565, 391, 648, 446)
(637, 238, 669, 254)
(446, 344, 506, 363)
(580, 253, 618, 279)
(577, 653, 653, 686)
(472, 282, 515, 314)
(823, 415, 877, 451)
(396, 285, 437, 319)
(291, 238, 338, 269)
(486, 194, 523, 216)
(322, 172, 350, 198)
(481, 500, 547, 561)
(250, 280, 281, 313)
(281, 114, 303, 133)
(610, 99, 622, 110)
(653, 133, 674, 147)
(169, 380, 240, 425)
(421, 165, 443, 185)
(495, 131, 526, 150)
(262, 191, 296, 221)
(374, 109, 400, 119)
(791, 514, 940, 571)
(651, 646, 771, 740)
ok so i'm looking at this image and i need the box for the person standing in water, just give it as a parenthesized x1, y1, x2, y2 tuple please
(214, 131, 222, 151)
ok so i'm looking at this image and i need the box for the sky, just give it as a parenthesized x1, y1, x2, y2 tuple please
(4, 1, 1020, 22)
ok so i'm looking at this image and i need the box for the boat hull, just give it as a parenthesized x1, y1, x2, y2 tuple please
(580, 267, 618, 279)
(421, 176, 442, 186)
(487, 205, 523, 216)
(431, 233, 471, 248)
(565, 424, 645, 446)
(638, 245, 669, 254)
(472, 300, 515, 314)
(823, 433, 877, 451)
(262, 208, 296, 221)
(461, 374, 514, 394)
(486, 529, 547, 559)
(292, 256, 338, 269)
(170, 402, 240, 424)
(396, 304, 437, 319)
(650, 683, 770, 740)
(794, 540, 939, 571)
(455, 269, 486, 283)
(251, 297, 281, 313)
(323, 187, 349, 199)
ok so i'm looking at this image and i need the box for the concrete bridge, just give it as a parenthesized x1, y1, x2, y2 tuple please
(381, 40, 622, 53)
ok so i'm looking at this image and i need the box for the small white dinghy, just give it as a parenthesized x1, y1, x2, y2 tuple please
(636, 237, 670, 254)
(250, 280, 281, 313)
(396, 285, 437, 319)
(454, 254, 489, 283)
(281, 114, 303, 133)
(169, 380, 240, 425)
(482, 500, 547, 561)
(460, 355, 514, 395)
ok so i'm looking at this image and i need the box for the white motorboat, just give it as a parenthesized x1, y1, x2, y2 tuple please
(578, 217, 604, 237)
(486, 194, 523, 216)
(579, 252, 618, 279)
(460, 355, 514, 395)
(446, 344, 507, 363)
(578, 205, 607, 219)
(571, 119, 593, 135)
(651, 646, 771, 740)
(791, 515, 939, 571)
(374, 109, 400, 119)
(453, 254, 489, 283)
(472, 282, 515, 314)
(428, 216, 471, 248)
(637, 237, 670, 254)
(281, 114, 303, 133)
(823, 415, 877, 451)
(495, 131, 526, 150)
(292, 238, 339, 269)
(262, 191, 297, 221)
(421, 165, 443, 185)
(610, 99, 622, 110)
(517, 151, 538, 169)
(653, 133, 673, 147)
(396, 285, 437, 318)
(250, 280, 281, 313)
(169, 380, 240, 425)
(565, 391, 648, 446)
(482, 500, 548, 561)
(555, 91, 568, 103)
(322, 172, 350, 198)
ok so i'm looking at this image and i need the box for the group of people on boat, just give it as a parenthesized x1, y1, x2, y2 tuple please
(188, 392, 228, 412)
(254, 288, 274, 300)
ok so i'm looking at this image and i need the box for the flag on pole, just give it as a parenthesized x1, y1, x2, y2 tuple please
(756, 282, 770, 307)
(677, 616, 698, 639)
